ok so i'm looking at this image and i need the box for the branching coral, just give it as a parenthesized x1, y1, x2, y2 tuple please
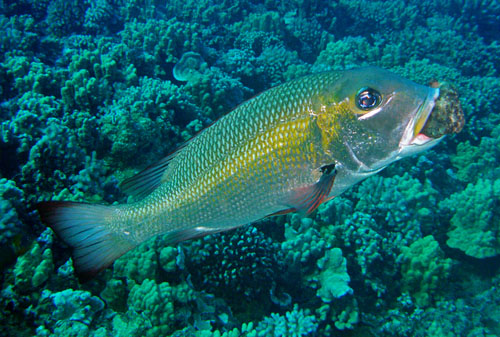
(256, 304, 318, 337)
(441, 178, 500, 258)
(61, 48, 120, 111)
(127, 278, 196, 337)
(184, 226, 284, 302)
(281, 216, 327, 274)
(314, 248, 352, 302)
(127, 279, 175, 336)
(99, 76, 201, 167)
(184, 67, 252, 120)
(312, 36, 381, 72)
(13, 231, 54, 291)
(119, 18, 204, 78)
(399, 235, 453, 307)
(0, 178, 27, 246)
(20, 121, 86, 201)
(0, 0, 499, 336)
(46, 0, 88, 37)
(3, 56, 63, 97)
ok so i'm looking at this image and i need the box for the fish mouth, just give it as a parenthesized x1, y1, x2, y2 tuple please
(401, 83, 465, 148)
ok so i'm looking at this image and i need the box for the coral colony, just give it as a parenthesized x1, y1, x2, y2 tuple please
(1, 1, 499, 336)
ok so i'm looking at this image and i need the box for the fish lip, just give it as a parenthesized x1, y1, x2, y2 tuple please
(400, 87, 440, 147)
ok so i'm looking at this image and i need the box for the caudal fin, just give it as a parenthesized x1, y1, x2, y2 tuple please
(37, 201, 135, 281)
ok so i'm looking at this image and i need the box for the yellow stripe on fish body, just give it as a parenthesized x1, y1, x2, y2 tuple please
(38, 67, 464, 279)
(38, 71, 357, 278)
(129, 73, 343, 233)
(113, 73, 349, 241)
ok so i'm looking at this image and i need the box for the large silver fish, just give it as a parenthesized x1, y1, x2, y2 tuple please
(37, 67, 464, 279)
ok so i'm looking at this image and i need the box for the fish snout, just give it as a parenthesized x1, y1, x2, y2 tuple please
(420, 82, 465, 138)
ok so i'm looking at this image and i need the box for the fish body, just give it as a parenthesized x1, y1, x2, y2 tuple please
(38, 67, 464, 278)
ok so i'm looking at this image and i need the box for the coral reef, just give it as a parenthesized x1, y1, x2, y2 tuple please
(314, 248, 352, 303)
(0, 0, 499, 336)
(399, 235, 453, 307)
(441, 178, 500, 258)
(184, 226, 285, 308)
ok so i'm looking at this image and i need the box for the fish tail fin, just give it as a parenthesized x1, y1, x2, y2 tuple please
(37, 201, 135, 281)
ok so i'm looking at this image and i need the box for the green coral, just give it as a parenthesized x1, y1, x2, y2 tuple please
(35, 288, 105, 337)
(399, 235, 453, 307)
(46, 0, 88, 37)
(100, 278, 128, 311)
(281, 216, 327, 274)
(332, 300, 359, 330)
(0, 15, 43, 58)
(100, 76, 200, 167)
(316, 173, 440, 299)
(120, 18, 203, 78)
(1, 0, 500, 336)
(171, 323, 256, 337)
(354, 173, 439, 236)
(127, 279, 175, 336)
(255, 304, 318, 337)
(20, 121, 96, 203)
(112, 240, 159, 287)
(184, 67, 251, 120)
(3, 56, 63, 96)
(441, 178, 500, 258)
(13, 235, 54, 290)
(49, 289, 105, 325)
(314, 248, 352, 303)
(0, 178, 27, 246)
(159, 246, 178, 273)
(313, 36, 381, 71)
(61, 48, 120, 111)
(103, 311, 150, 337)
(256, 46, 306, 86)
(450, 136, 500, 182)
(83, 0, 122, 35)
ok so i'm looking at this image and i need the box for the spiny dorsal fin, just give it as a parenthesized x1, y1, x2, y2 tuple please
(119, 127, 207, 199)
(119, 154, 174, 199)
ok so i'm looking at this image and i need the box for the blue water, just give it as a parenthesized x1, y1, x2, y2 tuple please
(1, 1, 499, 336)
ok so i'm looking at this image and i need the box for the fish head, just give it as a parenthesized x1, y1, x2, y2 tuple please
(322, 67, 464, 173)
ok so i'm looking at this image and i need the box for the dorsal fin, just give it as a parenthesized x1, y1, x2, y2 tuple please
(120, 121, 213, 199)
(119, 130, 206, 199)
(119, 154, 174, 199)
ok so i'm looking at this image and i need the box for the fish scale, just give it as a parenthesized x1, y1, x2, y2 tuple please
(136, 73, 335, 235)
(37, 67, 464, 279)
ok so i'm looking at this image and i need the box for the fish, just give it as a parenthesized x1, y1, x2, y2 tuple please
(37, 67, 464, 279)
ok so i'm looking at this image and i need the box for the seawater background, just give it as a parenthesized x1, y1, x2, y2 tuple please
(0, 1, 499, 336)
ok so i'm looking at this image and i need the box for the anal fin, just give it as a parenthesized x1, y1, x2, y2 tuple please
(286, 164, 337, 214)
(266, 208, 297, 217)
(163, 225, 239, 244)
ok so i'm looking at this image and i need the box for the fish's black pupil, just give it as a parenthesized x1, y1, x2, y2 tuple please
(357, 88, 381, 110)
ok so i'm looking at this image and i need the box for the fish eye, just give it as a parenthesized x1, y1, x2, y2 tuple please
(356, 87, 381, 110)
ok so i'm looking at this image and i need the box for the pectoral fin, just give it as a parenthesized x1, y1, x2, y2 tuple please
(286, 164, 337, 214)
